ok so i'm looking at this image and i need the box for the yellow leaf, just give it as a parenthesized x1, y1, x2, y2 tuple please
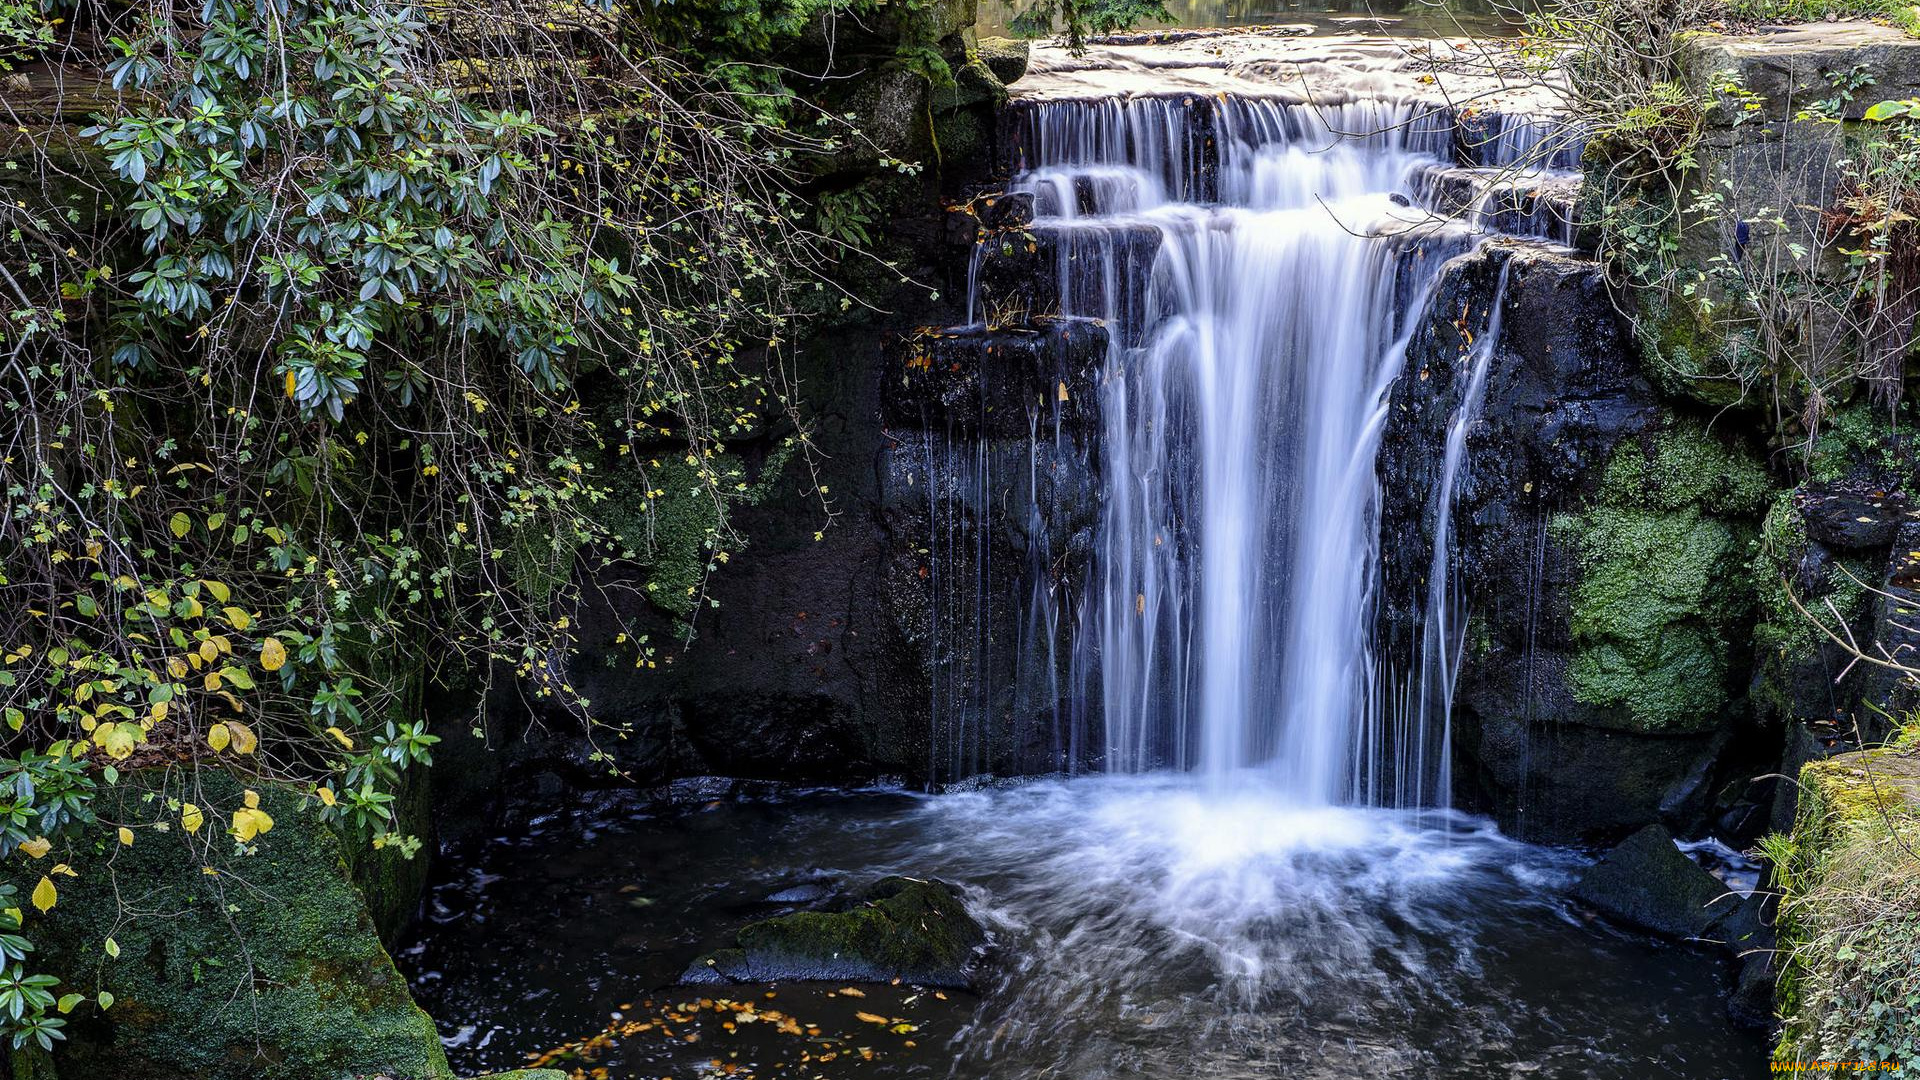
(181, 803, 204, 834)
(854, 1011, 889, 1025)
(316, 786, 336, 807)
(207, 723, 231, 752)
(259, 637, 286, 671)
(97, 722, 138, 760)
(242, 789, 260, 809)
(201, 579, 230, 602)
(284, 370, 298, 398)
(325, 726, 354, 750)
(31, 876, 56, 912)
(117, 827, 134, 847)
(227, 721, 258, 754)
(168, 512, 191, 539)
(230, 806, 274, 842)
(19, 837, 50, 859)
(197, 639, 219, 663)
(222, 606, 252, 631)
(150, 699, 169, 722)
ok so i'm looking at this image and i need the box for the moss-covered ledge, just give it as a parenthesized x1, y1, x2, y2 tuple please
(1771, 744, 1920, 1069)
(3, 768, 451, 1080)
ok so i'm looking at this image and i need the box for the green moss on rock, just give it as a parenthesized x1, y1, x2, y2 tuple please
(1636, 290, 1768, 411)
(6, 769, 451, 1080)
(1808, 399, 1917, 488)
(1598, 423, 1773, 517)
(1557, 420, 1774, 731)
(685, 876, 985, 987)
(1771, 745, 1920, 1070)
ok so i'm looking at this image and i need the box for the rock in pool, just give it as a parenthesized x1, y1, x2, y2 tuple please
(683, 876, 986, 988)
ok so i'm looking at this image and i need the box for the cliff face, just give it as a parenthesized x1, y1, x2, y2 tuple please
(1379, 24, 1920, 844)
(450, 27, 1920, 854)
(429, 24, 1036, 801)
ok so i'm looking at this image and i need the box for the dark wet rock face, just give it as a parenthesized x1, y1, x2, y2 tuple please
(966, 219, 1163, 331)
(884, 318, 1109, 437)
(1381, 242, 1714, 842)
(1795, 481, 1910, 550)
(1378, 240, 1788, 843)
(683, 877, 987, 988)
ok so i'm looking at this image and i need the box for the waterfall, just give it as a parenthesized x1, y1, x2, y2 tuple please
(930, 91, 1554, 804)
(1001, 96, 1489, 805)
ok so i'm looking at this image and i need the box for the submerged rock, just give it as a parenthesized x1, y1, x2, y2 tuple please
(1571, 823, 1740, 939)
(683, 876, 986, 988)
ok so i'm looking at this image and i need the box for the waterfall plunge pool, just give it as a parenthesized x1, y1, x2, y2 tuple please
(402, 775, 1768, 1079)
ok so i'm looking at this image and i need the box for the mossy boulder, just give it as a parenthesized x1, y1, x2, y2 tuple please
(1635, 289, 1768, 412)
(974, 37, 1030, 84)
(1772, 745, 1920, 1070)
(1571, 823, 1740, 938)
(467, 1072, 569, 1080)
(683, 876, 985, 987)
(5, 769, 450, 1080)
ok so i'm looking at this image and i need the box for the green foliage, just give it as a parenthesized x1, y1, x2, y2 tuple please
(1540, 0, 1919, 441)
(0, 0, 50, 70)
(1723, 0, 1920, 32)
(1770, 745, 1920, 1070)
(1007, 0, 1171, 51)
(642, 0, 961, 92)
(0, 0, 867, 1052)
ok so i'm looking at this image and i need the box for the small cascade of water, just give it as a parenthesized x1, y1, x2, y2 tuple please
(1004, 96, 1487, 803)
(1398, 258, 1514, 810)
(937, 91, 1556, 805)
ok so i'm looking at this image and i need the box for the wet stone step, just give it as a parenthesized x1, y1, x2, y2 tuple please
(969, 221, 1163, 331)
(885, 318, 1108, 437)
(1794, 480, 1913, 550)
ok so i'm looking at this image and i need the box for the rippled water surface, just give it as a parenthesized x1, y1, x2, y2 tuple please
(403, 775, 1767, 1079)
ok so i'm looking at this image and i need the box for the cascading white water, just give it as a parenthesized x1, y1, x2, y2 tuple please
(1007, 97, 1485, 802)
